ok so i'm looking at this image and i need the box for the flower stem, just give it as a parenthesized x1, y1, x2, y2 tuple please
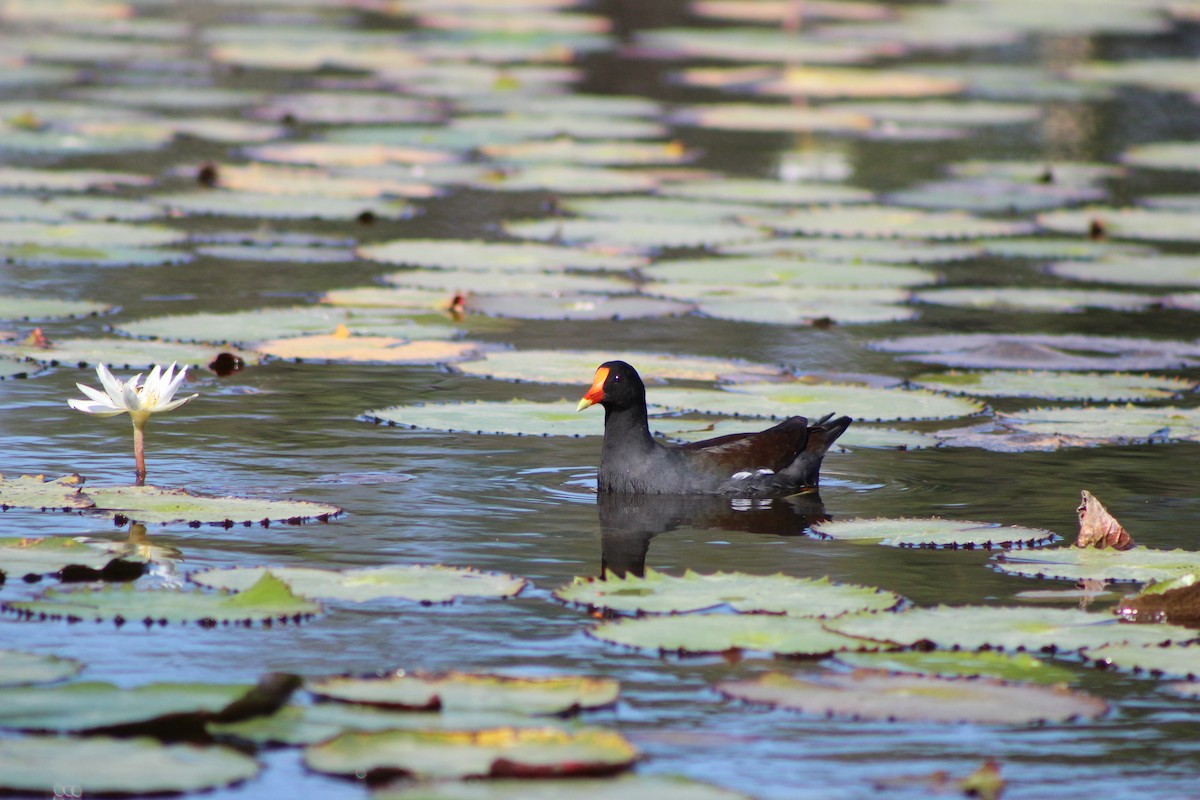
(131, 415, 148, 486)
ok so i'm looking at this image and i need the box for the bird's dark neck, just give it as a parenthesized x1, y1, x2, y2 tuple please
(602, 402, 656, 452)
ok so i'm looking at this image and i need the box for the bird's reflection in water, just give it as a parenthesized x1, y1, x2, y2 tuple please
(597, 491, 829, 578)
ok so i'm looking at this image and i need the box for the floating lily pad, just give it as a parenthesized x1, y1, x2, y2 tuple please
(834, 649, 1077, 685)
(0, 220, 184, 248)
(453, 114, 664, 143)
(722, 236, 981, 264)
(915, 287, 1158, 312)
(4, 571, 321, 626)
(503, 218, 766, 251)
(0, 358, 39, 379)
(385, 269, 631, 296)
(0, 195, 163, 223)
(0, 681, 249, 734)
(365, 401, 596, 438)
(0, 536, 142, 580)
(555, 569, 899, 617)
(999, 405, 1200, 445)
(480, 138, 692, 166)
(656, 417, 936, 452)
(454, 350, 782, 385)
(1071, 60, 1200, 93)
(195, 244, 356, 264)
(321, 287, 462, 312)
(693, 294, 916, 326)
(304, 727, 637, 781)
(0, 243, 190, 267)
(1046, 256, 1200, 288)
(590, 614, 874, 656)
(359, 239, 645, 273)
(0, 473, 93, 510)
(73, 86, 263, 110)
(869, 333, 1200, 371)
(155, 191, 415, 221)
(992, 548, 1200, 583)
(249, 334, 479, 365)
(750, 205, 1034, 240)
(810, 518, 1057, 549)
(1085, 642, 1200, 680)
(717, 671, 1106, 724)
(192, 565, 525, 604)
(309, 673, 617, 715)
(373, 774, 751, 800)
(1038, 207, 1200, 242)
(887, 178, 1105, 213)
(669, 103, 872, 133)
(82, 485, 342, 526)
(474, 166, 659, 195)
(826, 606, 1195, 653)
(0, 167, 151, 192)
(207, 163, 435, 200)
(119, 307, 458, 345)
(0, 650, 83, 687)
(947, 160, 1122, 185)
(648, 383, 983, 423)
(557, 196, 764, 225)
(0, 337, 260, 369)
(641, 256, 936, 289)
(661, 179, 873, 206)
(244, 141, 456, 168)
(910, 370, 1192, 402)
(829, 100, 1041, 127)
(251, 92, 442, 125)
(0, 737, 260, 796)
(633, 27, 881, 64)
(753, 66, 963, 99)
(980, 237, 1152, 260)
(466, 293, 692, 321)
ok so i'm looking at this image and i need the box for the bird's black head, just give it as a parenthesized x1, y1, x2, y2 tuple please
(577, 360, 646, 412)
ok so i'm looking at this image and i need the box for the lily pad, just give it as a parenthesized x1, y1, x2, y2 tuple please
(1085, 642, 1200, 680)
(82, 485, 342, 526)
(385, 269, 631, 296)
(0, 737, 259, 796)
(717, 671, 1106, 724)
(754, 66, 964, 99)
(947, 160, 1122, 185)
(465, 293, 692, 321)
(359, 239, 645, 273)
(0, 536, 142, 580)
(888, 178, 1105, 213)
(0, 473, 93, 510)
(999, 405, 1200, 445)
(750, 205, 1035, 239)
(119, 307, 458, 345)
(661, 179, 873, 206)
(810, 518, 1057, 549)
(1038, 207, 1200, 242)
(670, 103, 872, 133)
(834, 650, 1077, 685)
(0, 243, 190, 267)
(4, 571, 321, 626)
(0, 650, 83, 687)
(474, 166, 659, 195)
(722, 236, 981, 263)
(0, 681, 249, 734)
(829, 99, 1041, 127)
(249, 334, 479, 365)
(869, 333, 1200, 371)
(155, 191, 416, 221)
(693, 294, 916, 325)
(503, 218, 767, 251)
(640, 256, 936, 289)
(556, 196, 764, 225)
(992, 548, 1200, 583)
(365, 401, 597, 438)
(590, 614, 875, 656)
(373, 774, 751, 800)
(480, 138, 693, 166)
(454, 350, 782, 385)
(192, 565, 525, 604)
(304, 727, 637, 781)
(0, 195, 164, 223)
(632, 27, 881, 64)
(910, 370, 1192, 402)
(1046, 256, 1200, 288)
(205, 163, 436, 200)
(322, 287, 462, 312)
(555, 569, 900, 617)
(251, 92, 442, 125)
(826, 606, 1195, 653)
(195, 244, 356, 264)
(0, 220, 184, 248)
(980, 237, 1152, 261)
(308, 673, 617, 715)
(0, 166, 151, 192)
(0, 337, 260, 369)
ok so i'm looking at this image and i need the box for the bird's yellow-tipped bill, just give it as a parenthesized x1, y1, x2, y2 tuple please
(577, 366, 609, 411)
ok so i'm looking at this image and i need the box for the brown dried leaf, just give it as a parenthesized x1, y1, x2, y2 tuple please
(1076, 490, 1134, 550)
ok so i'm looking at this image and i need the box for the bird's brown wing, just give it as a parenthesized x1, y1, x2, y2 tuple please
(676, 416, 810, 474)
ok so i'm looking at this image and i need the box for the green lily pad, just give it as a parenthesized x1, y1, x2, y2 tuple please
(1038, 207, 1200, 242)
(244, 141, 456, 168)
(722, 237, 982, 264)
(0, 337, 260, 369)
(661, 179, 873, 206)
(980, 237, 1152, 260)
(249, 334, 480, 365)
(0, 167, 151, 192)
(828, 100, 1041, 127)
(826, 606, 1195, 653)
(454, 350, 782, 385)
(888, 178, 1106, 213)
(118, 307, 458, 345)
(0, 536, 142, 580)
(1071, 60, 1200, 93)
(251, 92, 441, 125)
(999, 405, 1200, 445)
(0, 737, 260, 796)
(453, 113, 666, 142)
(693, 294, 916, 325)
(0, 243, 190, 267)
(0, 195, 163, 223)
(503, 218, 767, 251)
(308, 673, 617, 715)
(0, 220, 184, 247)
(641, 256, 936, 289)
(555, 569, 900, 617)
(465, 293, 691, 321)
(0, 650, 83, 687)
(649, 382, 984, 422)
(910, 370, 1193, 402)
(0, 681, 249, 734)
(590, 614, 875, 656)
(1085, 642, 1200, 680)
(632, 27, 880, 64)
(992, 548, 1200, 583)
(4, 571, 321, 626)
(834, 650, 1077, 684)
(322, 287, 462, 311)
(385, 269, 631, 296)
(670, 103, 872, 133)
(474, 166, 659, 195)
(751, 65, 964, 99)
(870, 333, 1200, 371)
(155, 191, 415, 221)
(810, 518, 1057, 549)
(717, 671, 1106, 724)
(72, 86, 263, 110)
(304, 727, 637, 781)
(82, 485, 343, 526)
(1046, 255, 1200, 288)
(373, 774, 751, 800)
(192, 565, 525, 604)
(360, 239, 645, 273)
(480, 138, 693, 166)
(0, 473, 93, 510)
(195, 244, 356, 264)
(557, 196, 765, 225)
(365, 400, 597, 438)
(0, 358, 45, 380)
(947, 160, 1122, 184)
(750, 205, 1034, 239)
(208, 163, 436, 200)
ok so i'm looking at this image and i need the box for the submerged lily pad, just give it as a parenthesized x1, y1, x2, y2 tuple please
(834, 650, 1077, 685)
(590, 614, 874, 656)
(192, 565, 525, 604)
(992, 548, 1200, 583)
(359, 239, 645, 273)
(717, 671, 1106, 724)
(810, 518, 1057, 549)
(0, 737, 259, 796)
(309, 673, 617, 715)
(0, 338, 260, 369)
(365, 401, 596, 438)
(910, 370, 1192, 402)
(4, 571, 321, 626)
(0, 473, 93, 510)
(304, 727, 637, 781)
(373, 774, 752, 800)
(1085, 642, 1200, 680)
(870, 333, 1200, 371)
(83, 485, 342, 526)
(751, 205, 1035, 239)
(0, 650, 83, 687)
(556, 569, 899, 617)
(826, 606, 1194, 653)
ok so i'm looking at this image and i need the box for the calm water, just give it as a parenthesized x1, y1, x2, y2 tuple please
(2, 2, 1200, 798)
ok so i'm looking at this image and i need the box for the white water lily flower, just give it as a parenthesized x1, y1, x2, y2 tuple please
(68, 363, 199, 484)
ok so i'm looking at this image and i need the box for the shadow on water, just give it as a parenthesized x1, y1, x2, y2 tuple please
(597, 490, 830, 577)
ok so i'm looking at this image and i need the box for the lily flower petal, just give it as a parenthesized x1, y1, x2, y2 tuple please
(76, 383, 118, 409)
(95, 364, 128, 407)
(156, 393, 198, 413)
(68, 398, 126, 417)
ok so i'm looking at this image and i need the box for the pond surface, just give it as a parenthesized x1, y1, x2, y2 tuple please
(2, 1, 1200, 798)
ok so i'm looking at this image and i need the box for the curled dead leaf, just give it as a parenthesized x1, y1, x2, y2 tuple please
(1076, 490, 1134, 550)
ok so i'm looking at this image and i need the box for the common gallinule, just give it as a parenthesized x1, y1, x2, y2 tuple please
(577, 361, 852, 495)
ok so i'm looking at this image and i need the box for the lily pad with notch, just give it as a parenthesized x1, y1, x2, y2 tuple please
(590, 614, 879, 656)
(810, 518, 1057, 549)
(192, 565, 525, 604)
(833, 649, 1077, 685)
(0, 473, 93, 510)
(0, 649, 83, 687)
